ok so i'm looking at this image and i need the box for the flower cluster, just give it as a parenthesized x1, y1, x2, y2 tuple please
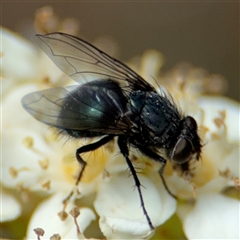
(1, 24, 239, 240)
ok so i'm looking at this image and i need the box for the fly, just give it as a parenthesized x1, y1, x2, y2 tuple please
(22, 33, 202, 230)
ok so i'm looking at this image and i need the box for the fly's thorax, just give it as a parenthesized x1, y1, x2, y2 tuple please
(127, 90, 182, 144)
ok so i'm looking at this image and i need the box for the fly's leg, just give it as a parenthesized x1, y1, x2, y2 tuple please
(159, 174, 177, 199)
(63, 135, 114, 205)
(139, 147, 177, 199)
(118, 136, 154, 231)
(139, 147, 166, 174)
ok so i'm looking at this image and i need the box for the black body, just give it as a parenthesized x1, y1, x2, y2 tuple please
(22, 33, 202, 230)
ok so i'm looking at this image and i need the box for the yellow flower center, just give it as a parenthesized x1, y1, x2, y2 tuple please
(62, 147, 109, 184)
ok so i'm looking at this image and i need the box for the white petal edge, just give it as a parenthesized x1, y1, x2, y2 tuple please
(0, 192, 21, 222)
(99, 216, 154, 239)
(1, 27, 39, 81)
(182, 194, 240, 239)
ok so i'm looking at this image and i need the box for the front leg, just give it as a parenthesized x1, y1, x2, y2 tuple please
(139, 147, 177, 199)
(139, 147, 166, 174)
(118, 136, 154, 231)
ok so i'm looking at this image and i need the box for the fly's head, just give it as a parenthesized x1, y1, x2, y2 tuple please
(169, 116, 202, 165)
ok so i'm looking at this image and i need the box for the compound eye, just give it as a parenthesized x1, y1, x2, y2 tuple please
(172, 138, 192, 164)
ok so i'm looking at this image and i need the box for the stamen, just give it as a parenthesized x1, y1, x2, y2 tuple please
(232, 177, 240, 190)
(22, 136, 34, 148)
(69, 206, 83, 238)
(58, 210, 68, 221)
(33, 228, 45, 240)
(41, 180, 51, 190)
(9, 166, 29, 178)
(50, 234, 61, 240)
(38, 158, 49, 170)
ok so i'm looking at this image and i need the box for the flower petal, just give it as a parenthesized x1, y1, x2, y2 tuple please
(182, 194, 240, 239)
(198, 96, 240, 143)
(0, 192, 21, 221)
(26, 193, 96, 239)
(1, 27, 39, 81)
(94, 170, 176, 238)
(99, 216, 154, 239)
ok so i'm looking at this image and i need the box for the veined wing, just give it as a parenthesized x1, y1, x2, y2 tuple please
(21, 85, 129, 134)
(35, 32, 155, 92)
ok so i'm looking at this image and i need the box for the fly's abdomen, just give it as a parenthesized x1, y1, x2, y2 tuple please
(58, 79, 128, 135)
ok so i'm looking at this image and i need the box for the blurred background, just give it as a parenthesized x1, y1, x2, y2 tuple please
(2, 1, 239, 100)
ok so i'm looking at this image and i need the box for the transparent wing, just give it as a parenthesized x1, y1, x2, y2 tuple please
(21, 86, 129, 134)
(35, 32, 155, 92)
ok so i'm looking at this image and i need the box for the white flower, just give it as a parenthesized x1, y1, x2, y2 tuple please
(1, 26, 239, 240)
(178, 96, 240, 239)
(159, 67, 240, 239)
